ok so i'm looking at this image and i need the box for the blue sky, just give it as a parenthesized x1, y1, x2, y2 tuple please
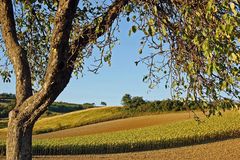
(0, 19, 171, 106)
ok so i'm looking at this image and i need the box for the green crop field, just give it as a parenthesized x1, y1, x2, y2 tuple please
(0, 111, 239, 155)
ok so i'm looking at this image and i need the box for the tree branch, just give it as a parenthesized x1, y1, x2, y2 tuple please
(16, 0, 80, 125)
(0, 0, 32, 106)
(69, 0, 130, 64)
(7, 0, 129, 126)
(19, 0, 130, 126)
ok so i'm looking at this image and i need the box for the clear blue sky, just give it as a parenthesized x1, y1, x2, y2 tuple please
(0, 19, 171, 106)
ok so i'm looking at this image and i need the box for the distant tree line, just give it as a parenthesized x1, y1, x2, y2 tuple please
(121, 94, 240, 113)
(0, 93, 15, 100)
(0, 93, 96, 118)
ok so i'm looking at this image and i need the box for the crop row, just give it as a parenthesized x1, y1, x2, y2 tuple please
(0, 111, 239, 155)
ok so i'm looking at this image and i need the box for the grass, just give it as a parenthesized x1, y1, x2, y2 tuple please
(0, 111, 239, 155)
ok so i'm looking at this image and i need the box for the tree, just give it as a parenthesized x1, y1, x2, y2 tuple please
(130, 96, 146, 108)
(0, 0, 239, 159)
(100, 101, 107, 106)
(121, 94, 132, 107)
(122, 94, 145, 108)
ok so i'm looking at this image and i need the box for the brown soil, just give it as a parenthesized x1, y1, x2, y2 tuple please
(34, 111, 200, 139)
(28, 138, 240, 160)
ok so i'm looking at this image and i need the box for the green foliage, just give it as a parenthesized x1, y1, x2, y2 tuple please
(0, 0, 238, 107)
(121, 94, 146, 108)
(126, 0, 240, 102)
(100, 101, 107, 106)
(0, 93, 15, 99)
(130, 96, 146, 108)
(48, 102, 84, 113)
(121, 94, 132, 107)
(82, 103, 95, 108)
(0, 94, 15, 118)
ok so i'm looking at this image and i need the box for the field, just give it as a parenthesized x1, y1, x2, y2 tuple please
(34, 111, 196, 139)
(0, 111, 239, 156)
(0, 103, 239, 158)
(30, 138, 240, 160)
(0, 107, 130, 137)
(1, 106, 188, 137)
(33, 107, 129, 134)
(0, 138, 239, 159)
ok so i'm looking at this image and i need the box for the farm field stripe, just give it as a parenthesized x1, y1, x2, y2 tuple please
(34, 111, 198, 139)
(0, 111, 239, 155)
(30, 138, 240, 160)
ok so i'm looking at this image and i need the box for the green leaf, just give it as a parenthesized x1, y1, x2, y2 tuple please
(230, 53, 238, 62)
(221, 81, 228, 90)
(230, 3, 237, 16)
(162, 25, 167, 36)
(153, 6, 158, 16)
(148, 18, 155, 26)
(132, 25, 137, 33)
(193, 36, 199, 45)
(202, 38, 209, 52)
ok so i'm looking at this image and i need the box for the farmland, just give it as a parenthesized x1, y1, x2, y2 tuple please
(30, 138, 240, 160)
(0, 107, 130, 137)
(34, 111, 196, 139)
(1, 105, 192, 136)
(33, 107, 129, 134)
(0, 111, 239, 156)
(0, 94, 239, 158)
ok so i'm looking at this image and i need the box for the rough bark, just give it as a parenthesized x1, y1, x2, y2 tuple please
(7, 117, 33, 160)
(3, 0, 79, 159)
(0, 0, 130, 159)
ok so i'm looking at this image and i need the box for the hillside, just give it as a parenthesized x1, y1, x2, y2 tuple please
(34, 111, 198, 139)
(0, 93, 95, 118)
(0, 106, 130, 137)
(33, 107, 128, 134)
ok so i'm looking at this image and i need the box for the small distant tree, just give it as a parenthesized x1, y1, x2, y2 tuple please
(82, 103, 95, 108)
(100, 101, 107, 106)
(121, 94, 132, 107)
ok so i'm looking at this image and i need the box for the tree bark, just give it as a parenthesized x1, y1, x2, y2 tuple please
(6, 111, 33, 160)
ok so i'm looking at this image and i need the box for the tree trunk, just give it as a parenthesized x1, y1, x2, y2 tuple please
(6, 111, 33, 160)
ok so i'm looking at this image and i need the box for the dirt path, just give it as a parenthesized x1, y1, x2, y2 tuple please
(34, 111, 200, 139)
(31, 138, 240, 160)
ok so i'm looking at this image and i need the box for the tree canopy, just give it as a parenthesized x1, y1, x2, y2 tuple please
(0, 0, 239, 102)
